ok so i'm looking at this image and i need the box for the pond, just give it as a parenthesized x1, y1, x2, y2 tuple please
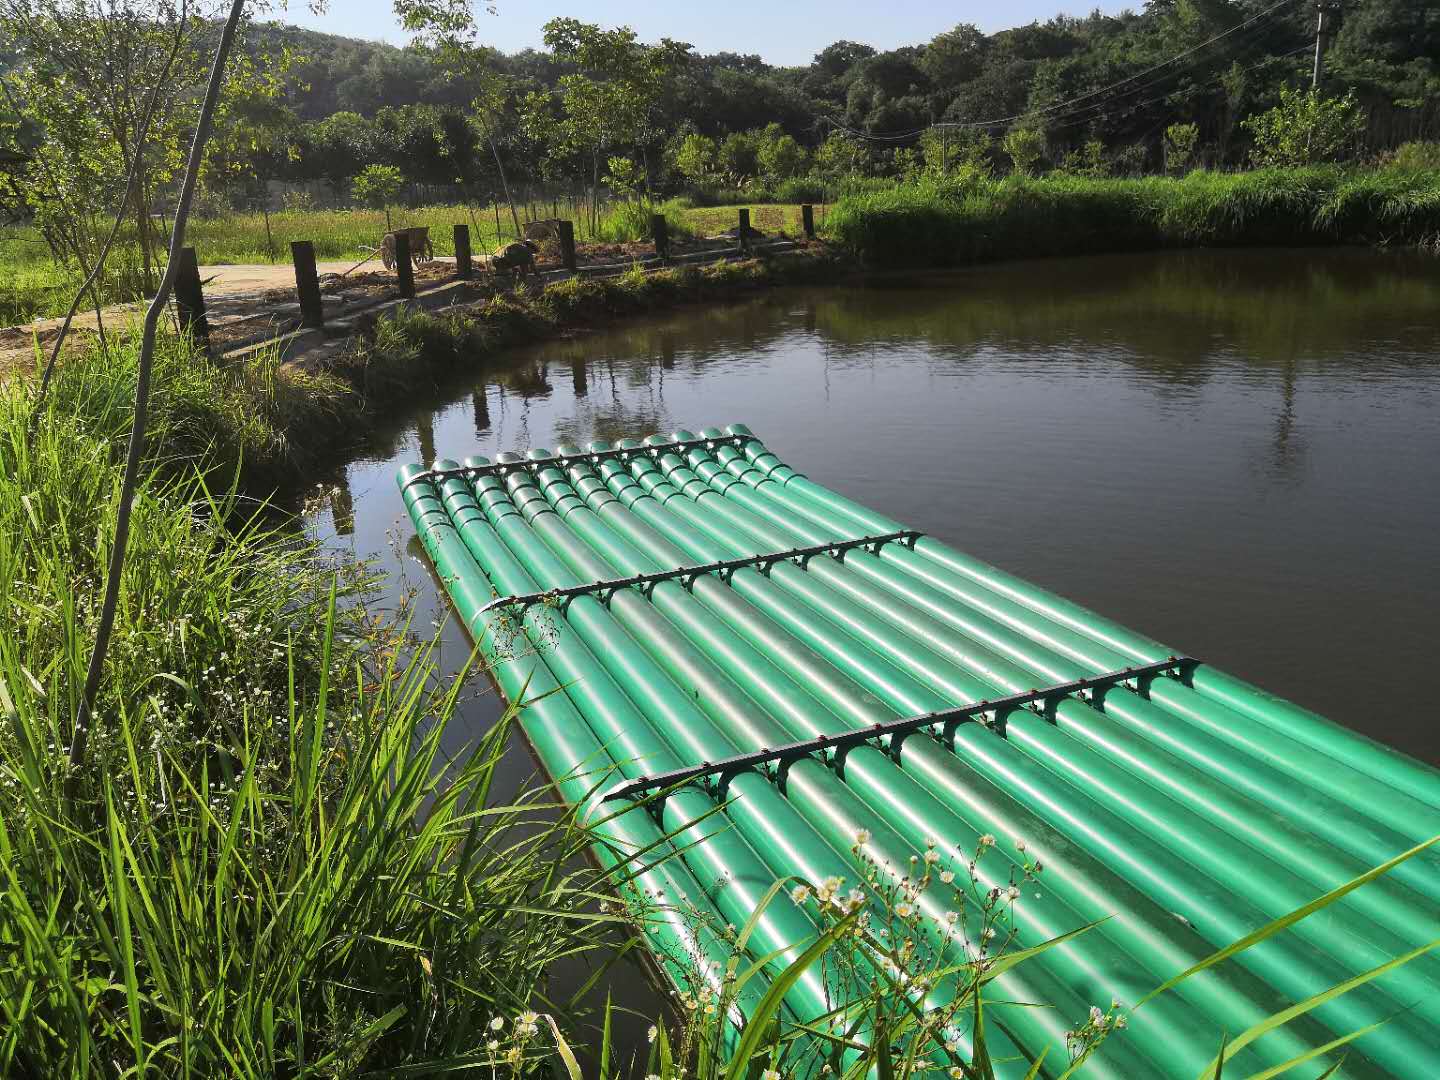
(308, 246, 1440, 787)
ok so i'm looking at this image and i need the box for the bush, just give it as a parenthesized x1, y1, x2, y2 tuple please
(351, 163, 405, 209)
(591, 198, 695, 244)
(772, 176, 830, 203)
(1164, 122, 1200, 174)
(1387, 141, 1440, 171)
(1242, 88, 1364, 167)
(1002, 127, 1046, 176)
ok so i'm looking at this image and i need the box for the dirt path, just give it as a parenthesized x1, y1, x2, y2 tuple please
(0, 258, 461, 379)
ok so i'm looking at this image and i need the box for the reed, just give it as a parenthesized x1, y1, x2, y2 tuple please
(0, 339, 629, 1076)
(826, 166, 1440, 267)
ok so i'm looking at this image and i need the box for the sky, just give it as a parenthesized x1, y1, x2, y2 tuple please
(286, 1, 1137, 66)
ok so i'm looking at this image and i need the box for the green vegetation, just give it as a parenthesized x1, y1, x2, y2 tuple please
(0, 336, 634, 1074)
(827, 165, 1440, 268)
(5, 1, 1438, 329)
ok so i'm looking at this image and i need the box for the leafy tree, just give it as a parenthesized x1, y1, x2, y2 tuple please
(532, 18, 690, 227)
(813, 130, 867, 179)
(716, 130, 759, 186)
(1, 0, 234, 288)
(756, 123, 806, 181)
(603, 154, 643, 200)
(671, 131, 716, 184)
(308, 110, 374, 187)
(352, 161, 404, 227)
(921, 23, 988, 86)
(1002, 126, 1045, 176)
(391, 0, 523, 236)
(1164, 122, 1200, 173)
(1242, 87, 1365, 167)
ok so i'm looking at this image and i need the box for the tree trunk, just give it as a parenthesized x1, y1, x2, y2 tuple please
(68, 0, 248, 786)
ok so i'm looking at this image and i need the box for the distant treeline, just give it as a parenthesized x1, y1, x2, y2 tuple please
(212, 0, 1440, 204)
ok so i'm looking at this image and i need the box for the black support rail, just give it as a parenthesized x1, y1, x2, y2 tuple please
(480, 530, 924, 615)
(601, 655, 1200, 801)
(401, 433, 756, 491)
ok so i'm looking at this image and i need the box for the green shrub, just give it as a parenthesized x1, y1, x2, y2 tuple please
(1242, 88, 1364, 167)
(1388, 141, 1440, 171)
(591, 198, 695, 244)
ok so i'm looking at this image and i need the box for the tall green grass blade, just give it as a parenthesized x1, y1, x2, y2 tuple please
(1139, 835, 1440, 1008)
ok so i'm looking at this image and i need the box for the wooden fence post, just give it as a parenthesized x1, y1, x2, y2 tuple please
(737, 208, 751, 253)
(394, 231, 415, 299)
(801, 203, 815, 239)
(558, 220, 577, 270)
(173, 246, 209, 347)
(291, 240, 324, 329)
(454, 223, 472, 280)
(651, 212, 670, 260)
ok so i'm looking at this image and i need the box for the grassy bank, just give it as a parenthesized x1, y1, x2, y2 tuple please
(826, 166, 1440, 267)
(0, 339, 641, 1074)
(188, 253, 840, 486)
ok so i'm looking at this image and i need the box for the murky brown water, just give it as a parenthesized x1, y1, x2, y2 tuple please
(310, 247, 1440, 783)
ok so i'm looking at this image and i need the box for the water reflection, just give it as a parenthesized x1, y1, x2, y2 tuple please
(311, 247, 1440, 768)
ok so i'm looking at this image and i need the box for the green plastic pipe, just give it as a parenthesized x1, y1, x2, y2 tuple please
(396, 464, 760, 1022)
(504, 449, 1155, 1079)
(614, 438, 1435, 1076)
(668, 434, 1440, 959)
(723, 425, 1440, 819)
(475, 450, 1095, 1073)
(425, 459, 848, 1031)
(699, 432, 1440, 906)
(554, 443, 1354, 1078)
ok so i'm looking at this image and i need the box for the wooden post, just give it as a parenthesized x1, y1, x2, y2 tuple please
(737, 208, 751, 253)
(173, 246, 209, 346)
(291, 240, 324, 329)
(558, 219, 577, 271)
(394, 231, 415, 299)
(454, 223, 472, 279)
(801, 203, 815, 239)
(651, 212, 670, 260)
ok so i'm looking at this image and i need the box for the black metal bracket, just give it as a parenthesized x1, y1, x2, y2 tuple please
(601, 655, 1199, 801)
(479, 530, 923, 614)
(401, 433, 756, 491)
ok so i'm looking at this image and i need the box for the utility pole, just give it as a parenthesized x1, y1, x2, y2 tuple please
(1312, 1, 1340, 90)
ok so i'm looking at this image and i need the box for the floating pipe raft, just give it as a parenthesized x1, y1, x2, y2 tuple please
(398, 425, 1440, 1079)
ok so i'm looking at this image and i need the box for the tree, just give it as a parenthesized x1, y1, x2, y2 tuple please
(532, 18, 690, 229)
(756, 123, 806, 182)
(1164, 122, 1200, 173)
(1242, 87, 1365, 167)
(813, 130, 867, 179)
(352, 162, 404, 228)
(1002, 126, 1045, 175)
(716, 130, 759, 185)
(671, 131, 716, 184)
(921, 23, 988, 88)
(391, 1, 523, 235)
(0, 0, 233, 290)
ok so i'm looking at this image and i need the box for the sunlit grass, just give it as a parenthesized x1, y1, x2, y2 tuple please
(825, 165, 1440, 266)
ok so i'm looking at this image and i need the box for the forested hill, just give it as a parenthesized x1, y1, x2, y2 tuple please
(245, 1, 1438, 142)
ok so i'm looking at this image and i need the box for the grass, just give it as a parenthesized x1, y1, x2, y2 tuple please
(825, 164, 1440, 267)
(1, 198, 819, 323)
(0, 336, 640, 1075)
